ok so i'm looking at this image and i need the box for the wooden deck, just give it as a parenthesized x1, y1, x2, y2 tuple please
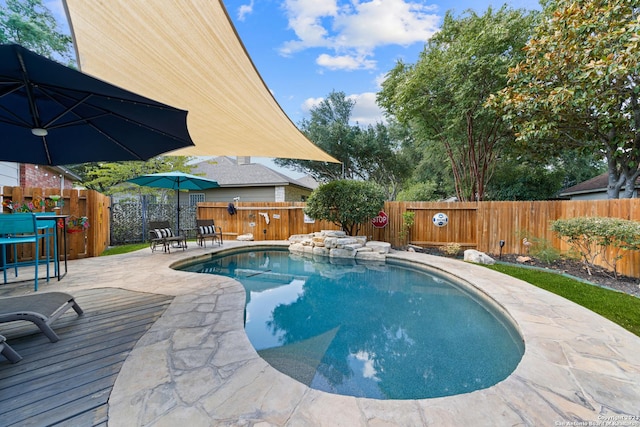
(0, 288, 173, 427)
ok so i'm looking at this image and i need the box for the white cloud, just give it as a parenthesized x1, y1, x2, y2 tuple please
(280, 0, 439, 70)
(280, 0, 339, 55)
(316, 53, 376, 71)
(238, 1, 255, 21)
(301, 97, 325, 113)
(333, 0, 439, 49)
(374, 72, 388, 89)
(348, 92, 385, 125)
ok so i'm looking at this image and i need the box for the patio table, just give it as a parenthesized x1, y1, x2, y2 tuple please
(36, 214, 68, 280)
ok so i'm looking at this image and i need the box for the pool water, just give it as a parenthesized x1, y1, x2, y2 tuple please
(181, 249, 524, 400)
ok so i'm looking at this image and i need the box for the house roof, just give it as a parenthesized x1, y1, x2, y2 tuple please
(560, 173, 640, 196)
(190, 157, 314, 190)
(51, 165, 82, 182)
(64, 0, 338, 164)
(295, 175, 320, 190)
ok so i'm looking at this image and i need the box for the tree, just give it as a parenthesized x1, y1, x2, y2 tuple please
(378, 7, 537, 201)
(76, 156, 194, 195)
(0, 0, 74, 65)
(396, 137, 454, 201)
(490, 0, 640, 198)
(485, 151, 606, 200)
(275, 91, 414, 198)
(276, 91, 353, 181)
(304, 180, 386, 236)
(352, 120, 415, 200)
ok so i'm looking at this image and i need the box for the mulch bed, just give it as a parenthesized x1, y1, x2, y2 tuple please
(401, 245, 640, 298)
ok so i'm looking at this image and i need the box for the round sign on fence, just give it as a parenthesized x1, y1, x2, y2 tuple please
(372, 211, 388, 228)
(432, 212, 448, 227)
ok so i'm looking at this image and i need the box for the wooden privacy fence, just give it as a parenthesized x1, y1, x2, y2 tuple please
(198, 199, 640, 279)
(4, 192, 636, 277)
(1, 187, 110, 260)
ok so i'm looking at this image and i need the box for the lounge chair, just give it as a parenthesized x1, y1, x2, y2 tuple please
(148, 221, 187, 253)
(196, 219, 223, 247)
(0, 292, 84, 343)
(0, 334, 22, 363)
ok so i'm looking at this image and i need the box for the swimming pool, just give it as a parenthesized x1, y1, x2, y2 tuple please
(180, 248, 524, 400)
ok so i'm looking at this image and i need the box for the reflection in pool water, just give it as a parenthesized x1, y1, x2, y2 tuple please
(180, 249, 524, 400)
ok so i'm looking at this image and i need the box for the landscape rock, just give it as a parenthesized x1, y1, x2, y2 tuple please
(288, 232, 390, 261)
(330, 248, 356, 258)
(312, 247, 330, 257)
(366, 241, 391, 254)
(355, 251, 386, 262)
(463, 249, 495, 265)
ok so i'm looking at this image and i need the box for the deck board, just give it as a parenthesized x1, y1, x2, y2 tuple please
(0, 288, 173, 426)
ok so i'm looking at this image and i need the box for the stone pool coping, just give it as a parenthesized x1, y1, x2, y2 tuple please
(11, 240, 640, 426)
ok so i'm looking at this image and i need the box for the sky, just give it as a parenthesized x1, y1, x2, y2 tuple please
(48, 0, 540, 177)
(224, 0, 541, 125)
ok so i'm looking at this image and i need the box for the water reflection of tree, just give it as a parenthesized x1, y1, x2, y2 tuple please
(266, 265, 522, 399)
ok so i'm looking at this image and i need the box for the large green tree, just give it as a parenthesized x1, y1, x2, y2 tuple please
(0, 0, 74, 64)
(485, 151, 606, 200)
(77, 156, 194, 195)
(353, 120, 415, 200)
(396, 133, 455, 201)
(490, 0, 640, 198)
(275, 91, 414, 199)
(378, 7, 537, 201)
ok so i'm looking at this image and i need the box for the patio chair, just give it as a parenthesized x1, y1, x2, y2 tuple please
(0, 334, 22, 363)
(196, 219, 223, 247)
(0, 291, 84, 343)
(148, 221, 187, 253)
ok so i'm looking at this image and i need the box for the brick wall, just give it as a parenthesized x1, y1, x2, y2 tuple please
(19, 164, 75, 190)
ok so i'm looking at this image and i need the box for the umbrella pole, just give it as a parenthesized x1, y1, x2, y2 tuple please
(176, 189, 180, 235)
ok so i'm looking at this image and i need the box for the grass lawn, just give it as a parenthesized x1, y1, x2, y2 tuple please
(100, 243, 149, 256)
(100, 240, 198, 256)
(486, 263, 640, 337)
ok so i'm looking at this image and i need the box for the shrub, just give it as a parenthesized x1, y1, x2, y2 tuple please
(399, 211, 415, 243)
(551, 216, 640, 278)
(304, 180, 386, 236)
(525, 235, 561, 264)
(440, 242, 462, 257)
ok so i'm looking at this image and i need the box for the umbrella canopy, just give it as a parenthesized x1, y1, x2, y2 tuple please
(127, 172, 220, 233)
(0, 44, 195, 165)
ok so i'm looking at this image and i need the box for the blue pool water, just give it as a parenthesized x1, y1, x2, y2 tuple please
(180, 248, 524, 400)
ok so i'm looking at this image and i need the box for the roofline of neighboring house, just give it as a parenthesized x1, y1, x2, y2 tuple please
(559, 188, 609, 197)
(52, 165, 82, 182)
(558, 172, 640, 196)
(211, 181, 311, 190)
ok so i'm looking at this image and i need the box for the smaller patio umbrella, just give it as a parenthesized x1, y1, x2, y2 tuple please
(126, 172, 220, 233)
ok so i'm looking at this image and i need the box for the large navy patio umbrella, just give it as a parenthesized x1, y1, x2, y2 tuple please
(126, 172, 220, 233)
(0, 44, 195, 165)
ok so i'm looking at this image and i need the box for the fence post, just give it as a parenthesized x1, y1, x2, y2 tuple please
(141, 195, 148, 242)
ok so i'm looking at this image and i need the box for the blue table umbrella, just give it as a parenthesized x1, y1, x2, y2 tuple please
(126, 172, 220, 233)
(0, 44, 194, 165)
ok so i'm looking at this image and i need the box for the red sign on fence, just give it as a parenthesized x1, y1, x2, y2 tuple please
(372, 211, 388, 228)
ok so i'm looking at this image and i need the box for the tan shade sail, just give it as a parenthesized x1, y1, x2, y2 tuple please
(63, 0, 338, 163)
